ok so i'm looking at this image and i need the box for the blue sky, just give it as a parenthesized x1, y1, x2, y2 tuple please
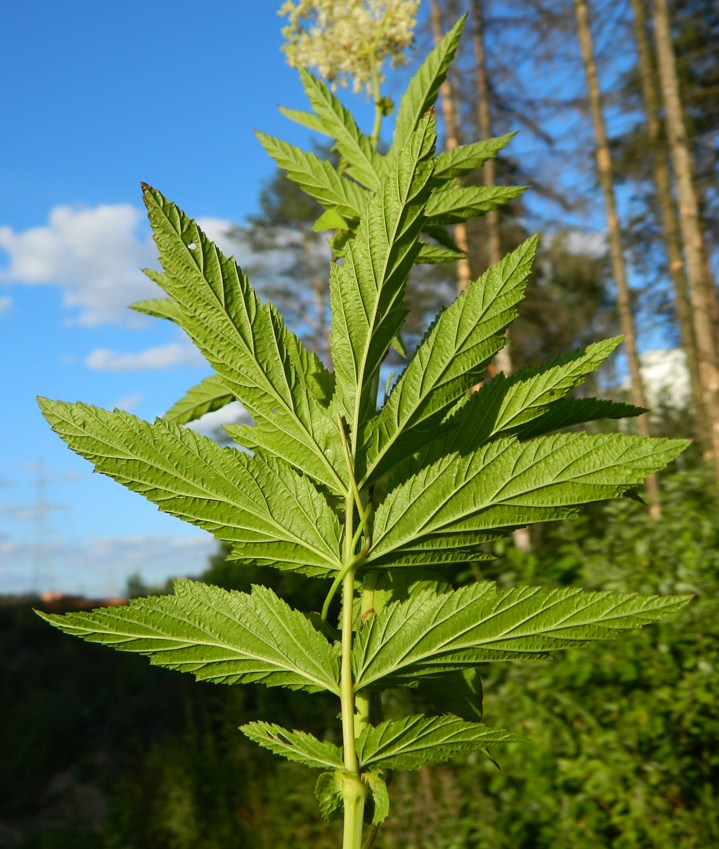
(0, 2, 383, 597)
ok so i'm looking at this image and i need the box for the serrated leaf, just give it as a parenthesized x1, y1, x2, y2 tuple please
(278, 104, 329, 136)
(417, 337, 623, 460)
(422, 225, 461, 253)
(256, 132, 364, 219)
(433, 134, 516, 181)
(164, 374, 235, 425)
(392, 16, 466, 154)
(417, 668, 484, 722)
(416, 241, 464, 263)
(425, 185, 526, 225)
(280, 307, 336, 404)
(129, 296, 183, 322)
(353, 582, 692, 690)
(362, 771, 390, 824)
(368, 433, 688, 567)
(312, 208, 351, 232)
(240, 722, 343, 769)
(457, 337, 623, 439)
(38, 400, 344, 576)
(315, 772, 344, 821)
(516, 397, 646, 439)
(298, 69, 383, 190)
(39, 580, 340, 693)
(373, 569, 452, 612)
(356, 714, 518, 769)
(329, 115, 436, 432)
(360, 238, 538, 485)
(142, 184, 346, 492)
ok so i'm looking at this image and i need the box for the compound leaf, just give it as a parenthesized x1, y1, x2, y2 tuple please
(433, 134, 516, 181)
(40, 580, 340, 693)
(256, 132, 364, 219)
(516, 397, 646, 439)
(278, 104, 329, 136)
(419, 336, 623, 460)
(392, 16, 465, 154)
(241, 722, 343, 769)
(142, 184, 346, 493)
(356, 714, 518, 770)
(425, 185, 526, 225)
(416, 241, 464, 263)
(298, 69, 383, 190)
(417, 668, 484, 722)
(360, 237, 537, 485)
(129, 297, 182, 322)
(38, 400, 344, 576)
(353, 582, 691, 690)
(329, 115, 436, 433)
(369, 433, 688, 567)
(164, 374, 235, 425)
(467, 337, 623, 437)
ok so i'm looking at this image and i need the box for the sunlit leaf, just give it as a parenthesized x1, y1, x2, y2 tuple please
(241, 722, 343, 769)
(38, 399, 344, 576)
(354, 582, 691, 690)
(164, 374, 235, 426)
(40, 580, 341, 693)
(356, 714, 518, 769)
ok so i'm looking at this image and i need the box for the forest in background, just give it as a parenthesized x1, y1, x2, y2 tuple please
(3, 0, 718, 846)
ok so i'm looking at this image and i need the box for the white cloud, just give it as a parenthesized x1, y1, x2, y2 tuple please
(114, 391, 144, 411)
(186, 401, 251, 436)
(86, 342, 206, 371)
(0, 501, 66, 522)
(0, 204, 159, 326)
(0, 204, 232, 327)
(0, 205, 314, 327)
(562, 229, 607, 259)
(618, 348, 690, 412)
(0, 295, 12, 314)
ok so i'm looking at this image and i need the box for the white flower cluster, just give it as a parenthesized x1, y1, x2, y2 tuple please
(279, 0, 420, 96)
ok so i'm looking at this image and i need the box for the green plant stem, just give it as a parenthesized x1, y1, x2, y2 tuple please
(340, 566, 359, 772)
(355, 573, 378, 737)
(342, 772, 367, 849)
(340, 561, 366, 848)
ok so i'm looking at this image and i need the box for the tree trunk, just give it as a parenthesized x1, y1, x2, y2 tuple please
(471, 0, 501, 270)
(431, 0, 532, 549)
(628, 0, 709, 454)
(471, 0, 514, 378)
(573, 0, 660, 510)
(429, 0, 472, 292)
(651, 0, 719, 484)
(469, 0, 531, 549)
